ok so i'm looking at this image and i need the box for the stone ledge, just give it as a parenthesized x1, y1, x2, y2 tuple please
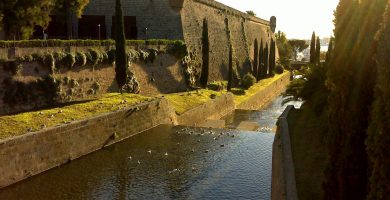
(271, 105, 299, 200)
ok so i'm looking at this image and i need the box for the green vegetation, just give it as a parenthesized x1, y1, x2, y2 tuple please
(253, 39, 259, 78)
(309, 32, 316, 64)
(115, 0, 128, 89)
(166, 90, 226, 115)
(0, 39, 181, 48)
(288, 39, 309, 61)
(275, 31, 293, 68)
(325, 37, 334, 63)
(269, 39, 276, 76)
(366, 2, 390, 200)
(235, 72, 287, 105)
(283, 0, 389, 199)
(200, 18, 210, 88)
(246, 10, 256, 16)
(241, 73, 256, 89)
(258, 40, 264, 80)
(0, 93, 152, 140)
(315, 37, 321, 63)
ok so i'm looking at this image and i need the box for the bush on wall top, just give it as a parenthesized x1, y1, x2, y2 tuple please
(0, 39, 182, 48)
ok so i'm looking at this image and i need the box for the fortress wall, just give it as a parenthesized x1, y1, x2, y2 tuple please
(83, 0, 184, 40)
(181, 0, 274, 82)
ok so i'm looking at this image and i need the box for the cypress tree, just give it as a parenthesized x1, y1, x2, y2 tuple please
(200, 18, 209, 88)
(264, 43, 269, 77)
(325, 37, 334, 63)
(227, 42, 233, 91)
(258, 40, 264, 81)
(114, 0, 127, 89)
(269, 39, 276, 76)
(325, 0, 381, 199)
(367, 2, 390, 199)
(253, 39, 259, 79)
(315, 36, 321, 64)
(310, 32, 316, 64)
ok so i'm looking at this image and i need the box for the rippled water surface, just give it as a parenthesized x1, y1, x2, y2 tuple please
(0, 97, 301, 200)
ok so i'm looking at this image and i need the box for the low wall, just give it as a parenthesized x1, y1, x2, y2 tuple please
(271, 105, 298, 200)
(176, 93, 235, 126)
(237, 72, 290, 110)
(0, 98, 176, 188)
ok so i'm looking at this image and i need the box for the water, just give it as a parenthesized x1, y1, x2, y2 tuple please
(0, 97, 301, 200)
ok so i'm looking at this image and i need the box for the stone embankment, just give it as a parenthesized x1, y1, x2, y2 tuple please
(0, 72, 290, 188)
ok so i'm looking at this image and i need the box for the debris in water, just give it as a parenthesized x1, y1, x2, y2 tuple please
(128, 156, 132, 160)
(204, 150, 209, 153)
(164, 152, 168, 156)
(137, 160, 141, 165)
(147, 150, 152, 154)
(220, 144, 225, 147)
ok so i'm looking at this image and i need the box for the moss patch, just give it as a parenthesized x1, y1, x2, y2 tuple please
(165, 90, 227, 115)
(0, 93, 152, 140)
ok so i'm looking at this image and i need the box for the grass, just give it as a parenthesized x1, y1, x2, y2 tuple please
(165, 89, 227, 115)
(288, 107, 329, 200)
(0, 93, 152, 140)
(0, 71, 289, 140)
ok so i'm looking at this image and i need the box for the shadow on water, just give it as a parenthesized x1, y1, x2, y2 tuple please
(0, 96, 301, 200)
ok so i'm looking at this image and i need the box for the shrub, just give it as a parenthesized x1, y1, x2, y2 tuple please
(107, 49, 116, 64)
(53, 52, 66, 62)
(275, 65, 284, 74)
(92, 81, 101, 91)
(146, 49, 159, 63)
(75, 52, 87, 66)
(241, 73, 256, 89)
(87, 49, 103, 65)
(3, 60, 23, 75)
(43, 53, 56, 74)
(168, 40, 187, 59)
(208, 82, 227, 91)
(63, 53, 76, 69)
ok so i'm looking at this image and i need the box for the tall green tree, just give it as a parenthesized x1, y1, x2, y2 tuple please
(200, 18, 209, 88)
(114, 0, 127, 89)
(269, 39, 276, 76)
(367, 3, 390, 200)
(315, 36, 321, 63)
(264, 43, 269, 76)
(258, 40, 264, 80)
(325, 37, 334, 63)
(275, 31, 293, 67)
(310, 32, 316, 64)
(54, 0, 90, 39)
(288, 39, 309, 61)
(253, 39, 259, 79)
(324, 0, 387, 199)
(0, 0, 55, 40)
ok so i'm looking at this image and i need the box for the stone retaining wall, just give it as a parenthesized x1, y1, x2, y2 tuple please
(176, 93, 235, 126)
(237, 72, 290, 110)
(0, 98, 176, 188)
(271, 105, 298, 200)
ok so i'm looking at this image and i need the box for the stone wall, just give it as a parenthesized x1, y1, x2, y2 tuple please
(181, 0, 274, 82)
(0, 45, 188, 116)
(271, 105, 299, 200)
(82, 0, 184, 40)
(0, 98, 176, 188)
(176, 93, 235, 126)
(237, 72, 290, 110)
(82, 0, 276, 82)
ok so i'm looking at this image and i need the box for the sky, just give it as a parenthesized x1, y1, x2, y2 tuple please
(216, 0, 339, 39)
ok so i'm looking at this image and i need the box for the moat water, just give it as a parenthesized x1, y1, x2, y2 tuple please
(0, 97, 301, 200)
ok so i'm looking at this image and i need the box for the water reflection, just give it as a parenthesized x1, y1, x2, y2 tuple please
(0, 97, 301, 200)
